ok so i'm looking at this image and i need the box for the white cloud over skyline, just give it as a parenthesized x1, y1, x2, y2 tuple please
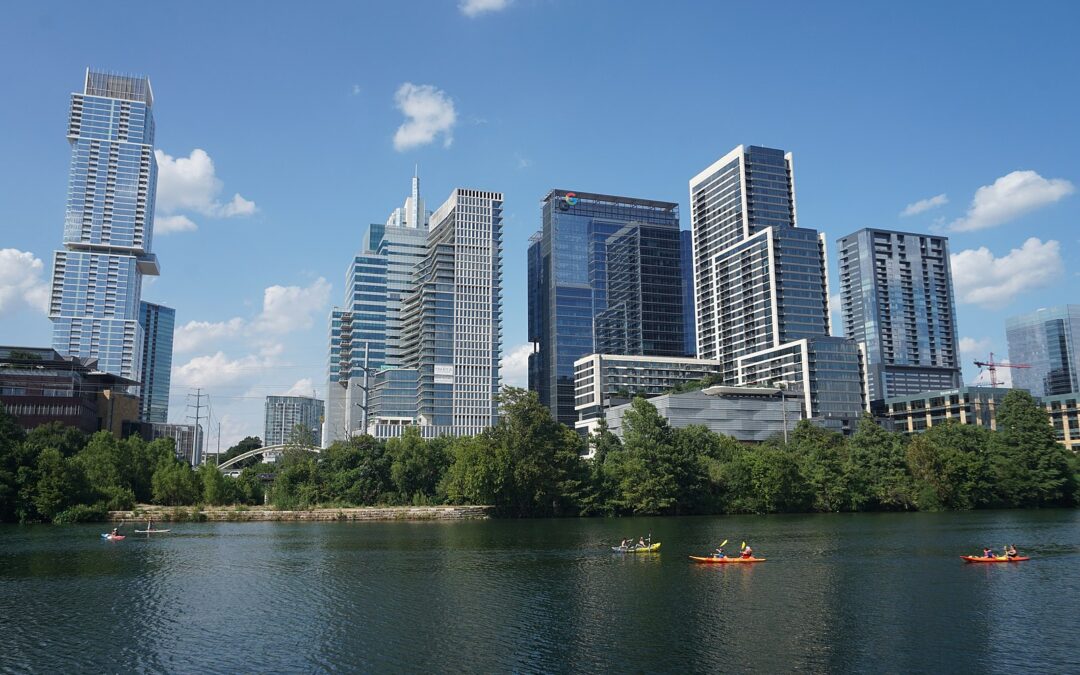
(0, 249, 50, 316)
(949, 170, 1074, 232)
(393, 83, 457, 151)
(459, 0, 510, 17)
(154, 148, 257, 233)
(951, 238, 1063, 309)
(901, 193, 948, 217)
(500, 343, 531, 388)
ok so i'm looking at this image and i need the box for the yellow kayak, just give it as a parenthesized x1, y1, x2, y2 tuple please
(612, 542, 661, 553)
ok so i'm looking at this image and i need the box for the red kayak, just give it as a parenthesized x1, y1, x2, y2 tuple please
(690, 555, 766, 563)
(960, 555, 1029, 563)
(101, 533, 126, 541)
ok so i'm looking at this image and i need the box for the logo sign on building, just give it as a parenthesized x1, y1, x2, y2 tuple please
(434, 364, 454, 384)
(558, 192, 579, 211)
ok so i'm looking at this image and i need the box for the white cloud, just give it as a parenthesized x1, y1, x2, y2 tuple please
(959, 336, 992, 357)
(500, 343, 532, 388)
(285, 378, 316, 397)
(392, 83, 457, 151)
(515, 154, 532, 169)
(174, 318, 245, 353)
(460, 0, 510, 17)
(172, 350, 278, 389)
(951, 238, 1063, 309)
(155, 214, 198, 234)
(949, 170, 1074, 232)
(901, 193, 948, 217)
(351, 84, 361, 96)
(252, 278, 332, 334)
(154, 148, 257, 233)
(0, 249, 50, 316)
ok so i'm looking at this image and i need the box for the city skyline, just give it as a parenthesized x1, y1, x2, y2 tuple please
(1, 2, 1077, 447)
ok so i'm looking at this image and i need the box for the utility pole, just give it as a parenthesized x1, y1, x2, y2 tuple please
(186, 388, 207, 466)
(216, 421, 221, 465)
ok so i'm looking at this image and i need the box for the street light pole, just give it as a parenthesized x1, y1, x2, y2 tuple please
(775, 380, 790, 445)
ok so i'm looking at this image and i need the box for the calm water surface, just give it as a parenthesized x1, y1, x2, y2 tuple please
(1, 510, 1077, 673)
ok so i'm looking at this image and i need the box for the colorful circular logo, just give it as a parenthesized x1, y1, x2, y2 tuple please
(564, 192, 578, 206)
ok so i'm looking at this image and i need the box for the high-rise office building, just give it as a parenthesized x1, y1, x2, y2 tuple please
(528, 190, 684, 425)
(326, 179, 503, 441)
(680, 230, 696, 357)
(137, 301, 174, 423)
(264, 395, 324, 447)
(690, 145, 865, 431)
(49, 70, 160, 381)
(836, 229, 961, 402)
(1006, 305, 1080, 397)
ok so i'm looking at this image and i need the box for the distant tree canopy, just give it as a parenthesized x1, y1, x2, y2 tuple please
(0, 389, 1076, 523)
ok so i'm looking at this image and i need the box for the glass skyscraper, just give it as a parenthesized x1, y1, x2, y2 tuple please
(137, 301, 174, 423)
(49, 70, 160, 382)
(690, 145, 865, 432)
(528, 190, 684, 426)
(1006, 305, 1080, 397)
(680, 230, 696, 357)
(836, 228, 961, 401)
(326, 179, 503, 441)
(264, 395, 325, 447)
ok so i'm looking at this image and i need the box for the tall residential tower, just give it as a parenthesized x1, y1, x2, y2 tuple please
(689, 145, 865, 431)
(837, 229, 961, 402)
(49, 70, 160, 381)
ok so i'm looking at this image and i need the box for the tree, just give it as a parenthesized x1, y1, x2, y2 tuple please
(197, 463, 232, 505)
(317, 435, 391, 506)
(990, 390, 1074, 507)
(789, 420, 849, 512)
(604, 397, 692, 515)
(218, 436, 263, 469)
(579, 419, 622, 516)
(906, 422, 993, 510)
(23, 422, 87, 458)
(442, 435, 507, 507)
(151, 460, 198, 506)
(387, 427, 449, 504)
(0, 403, 29, 521)
(844, 415, 913, 511)
(74, 432, 136, 510)
(30, 447, 89, 521)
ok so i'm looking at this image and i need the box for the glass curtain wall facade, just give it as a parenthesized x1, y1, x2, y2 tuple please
(264, 395, 324, 447)
(690, 145, 864, 430)
(50, 69, 160, 381)
(529, 190, 682, 425)
(837, 228, 961, 402)
(1006, 305, 1080, 397)
(680, 230, 697, 357)
(137, 301, 174, 423)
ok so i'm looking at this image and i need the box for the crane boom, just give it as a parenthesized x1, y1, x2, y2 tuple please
(973, 352, 1031, 388)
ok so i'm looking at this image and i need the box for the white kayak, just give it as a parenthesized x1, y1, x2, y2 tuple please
(134, 529, 171, 533)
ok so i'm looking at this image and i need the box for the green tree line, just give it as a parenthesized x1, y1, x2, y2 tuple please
(1, 387, 1077, 522)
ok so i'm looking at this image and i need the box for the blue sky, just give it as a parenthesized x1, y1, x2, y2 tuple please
(1, 0, 1077, 448)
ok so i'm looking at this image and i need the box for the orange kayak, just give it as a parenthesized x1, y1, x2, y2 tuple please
(961, 555, 1029, 563)
(689, 555, 766, 563)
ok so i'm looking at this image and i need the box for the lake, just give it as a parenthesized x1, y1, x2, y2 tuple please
(1, 510, 1077, 673)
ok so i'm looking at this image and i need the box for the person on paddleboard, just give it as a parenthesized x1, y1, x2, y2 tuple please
(740, 544, 753, 559)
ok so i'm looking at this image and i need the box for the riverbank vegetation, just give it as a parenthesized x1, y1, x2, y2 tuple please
(1, 387, 1076, 522)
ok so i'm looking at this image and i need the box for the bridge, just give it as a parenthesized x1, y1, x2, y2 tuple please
(216, 444, 320, 472)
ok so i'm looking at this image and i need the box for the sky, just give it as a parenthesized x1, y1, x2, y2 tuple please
(1, 0, 1077, 450)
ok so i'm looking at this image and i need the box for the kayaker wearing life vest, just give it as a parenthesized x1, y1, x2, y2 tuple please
(740, 544, 753, 559)
(1005, 544, 1018, 559)
(714, 546, 725, 559)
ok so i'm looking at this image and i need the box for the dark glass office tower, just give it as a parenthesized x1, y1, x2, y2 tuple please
(137, 301, 174, 423)
(680, 230, 696, 357)
(1006, 305, 1080, 397)
(529, 190, 682, 426)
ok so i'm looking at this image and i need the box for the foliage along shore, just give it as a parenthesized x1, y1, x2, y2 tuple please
(1, 387, 1077, 524)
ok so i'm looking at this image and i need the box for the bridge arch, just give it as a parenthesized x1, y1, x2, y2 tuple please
(216, 444, 320, 471)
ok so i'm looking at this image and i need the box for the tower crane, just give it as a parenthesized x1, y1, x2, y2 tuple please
(973, 352, 1031, 388)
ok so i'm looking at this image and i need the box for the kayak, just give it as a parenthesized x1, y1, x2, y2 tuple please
(101, 534, 126, 540)
(689, 555, 766, 564)
(134, 529, 171, 533)
(612, 543, 661, 553)
(961, 555, 1030, 563)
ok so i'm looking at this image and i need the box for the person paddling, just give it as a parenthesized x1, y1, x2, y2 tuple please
(982, 547, 993, 559)
(1005, 544, 1018, 559)
(740, 543, 753, 559)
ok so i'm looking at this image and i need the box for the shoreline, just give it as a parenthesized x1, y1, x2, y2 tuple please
(108, 505, 493, 522)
